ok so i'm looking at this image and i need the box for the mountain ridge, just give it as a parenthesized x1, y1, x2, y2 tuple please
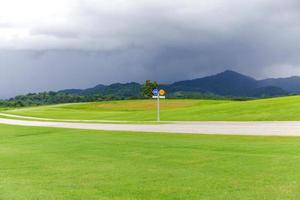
(60, 70, 300, 98)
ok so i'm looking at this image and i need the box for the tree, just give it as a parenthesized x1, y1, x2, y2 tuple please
(141, 80, 158, 98)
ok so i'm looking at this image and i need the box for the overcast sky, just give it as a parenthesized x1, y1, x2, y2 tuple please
(1, 0, 300, 98)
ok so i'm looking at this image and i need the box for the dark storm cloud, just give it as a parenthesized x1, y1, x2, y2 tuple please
(1, 0, 300, 98)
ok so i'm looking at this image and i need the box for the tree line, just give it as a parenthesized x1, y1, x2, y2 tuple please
(0, 92, 134, 107)
(0, 80, 153, 107)
(0, 80, 244, 108)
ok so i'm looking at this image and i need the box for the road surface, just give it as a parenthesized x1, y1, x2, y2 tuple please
(2, 117, 300, 136)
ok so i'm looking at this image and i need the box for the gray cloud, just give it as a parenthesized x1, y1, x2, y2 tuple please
(1, 0, 300, 98)
(30, 27, 79, 39)
(0, 23, 11, 27)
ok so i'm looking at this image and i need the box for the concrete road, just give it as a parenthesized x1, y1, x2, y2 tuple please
(2, 117, 300, 136)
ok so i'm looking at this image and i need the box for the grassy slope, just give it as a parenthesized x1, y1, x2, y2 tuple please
(4, 95, 300, 121)
(1, 124, 300, 199)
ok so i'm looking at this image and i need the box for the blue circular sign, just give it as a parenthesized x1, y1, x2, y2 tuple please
(152, 89, 158, 95)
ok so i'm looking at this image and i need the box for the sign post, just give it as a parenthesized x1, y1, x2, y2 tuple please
(152, 89, 166, 122)
(157, 91, 160, 121)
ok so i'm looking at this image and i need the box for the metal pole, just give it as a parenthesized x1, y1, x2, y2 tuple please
(157, 92, 160, 121)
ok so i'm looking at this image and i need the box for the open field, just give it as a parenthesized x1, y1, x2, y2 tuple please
(4, 95, 300, 121)
(0, 108, 8, 111)
(1, 124, 300, 199)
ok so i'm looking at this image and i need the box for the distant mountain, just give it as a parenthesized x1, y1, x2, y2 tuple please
(167, 70, 259, 96)
(61, 89, 83, 94)
(61, 70, 299, 98)
(166, 70, 288, 97)
(259, 76, 300, 93)
(61, 82, 141, 98)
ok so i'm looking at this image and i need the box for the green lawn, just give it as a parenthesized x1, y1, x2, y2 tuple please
(4, 95, 300, 121)
(1, 124, 300, 199)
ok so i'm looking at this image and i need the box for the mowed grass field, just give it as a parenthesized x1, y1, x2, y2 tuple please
(4, 95, 300, 121)
(1, 124, 300, 199)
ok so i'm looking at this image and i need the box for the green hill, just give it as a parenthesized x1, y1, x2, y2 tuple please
(4, 95, 300, 121)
